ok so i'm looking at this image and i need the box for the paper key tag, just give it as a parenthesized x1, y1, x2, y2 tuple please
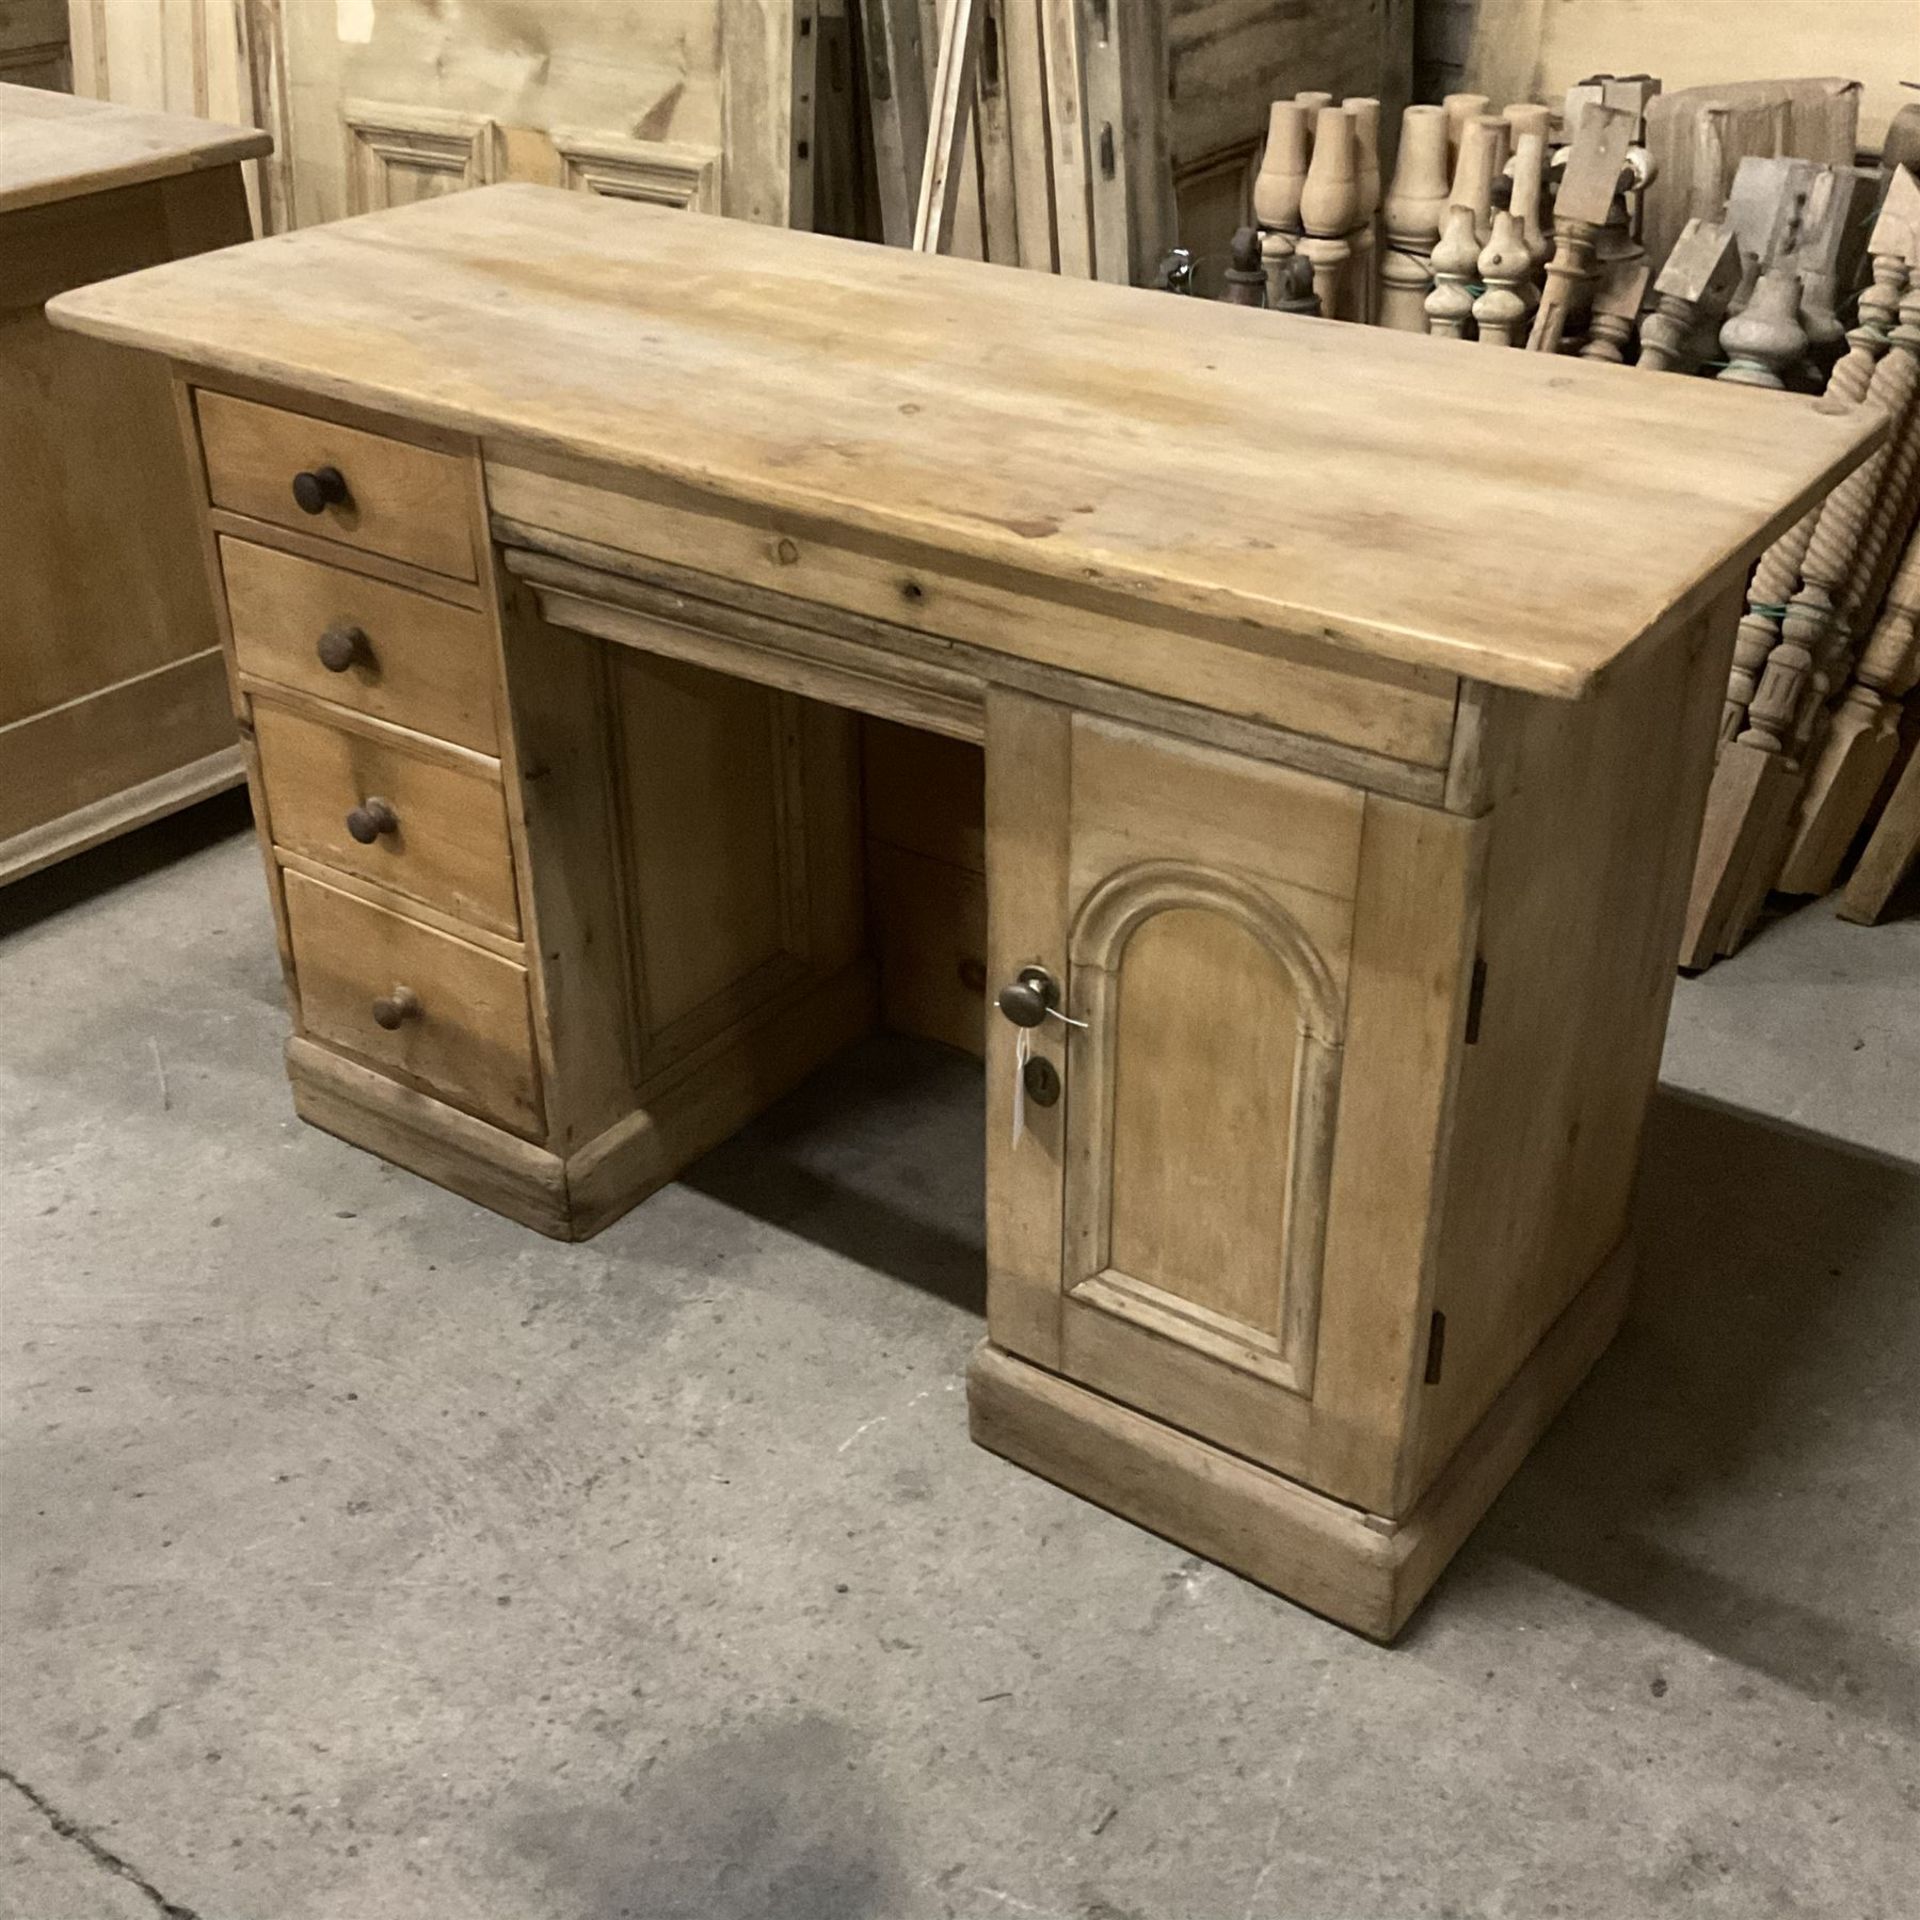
(1012, 1026, 1030, 1149)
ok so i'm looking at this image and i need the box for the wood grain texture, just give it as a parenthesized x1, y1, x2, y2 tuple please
(1031, 714, 1359, 1479)
(1409, 602, 1735, 1508)
(971, 1237, 1629, 1641)
(0, 744, 242, 886)
(867, 840, 988, 1056)
(1306, 793, 1484, 1514)
(499, 518, 1456, 806)
(282, 867, 541, 1137)
(0, 78, 266, 212)
(287, 1034, 570, 1238)
(0, 150, 247, 879)
(197, 389, 478, 581)
(490, 459, 1460, 767)
(221, 536, 500, 753)
(47, 184, 1881, 697)
(982, 689, 1072, 1370)
(252, 698, 519, 937)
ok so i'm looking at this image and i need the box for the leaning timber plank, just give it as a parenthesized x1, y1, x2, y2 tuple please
(914, 0, 986, 252)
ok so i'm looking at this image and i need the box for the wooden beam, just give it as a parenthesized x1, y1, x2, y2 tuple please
(857, 0, 931, 247)
(913, 0, 986, 252)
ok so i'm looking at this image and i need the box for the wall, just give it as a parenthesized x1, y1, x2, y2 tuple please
(1423, 0, 1907, 146)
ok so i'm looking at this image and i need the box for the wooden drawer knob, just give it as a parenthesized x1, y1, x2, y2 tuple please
(345, 796, 399, 844)
(371, 986, 420, 1031)
(316, 622, 369, 673)
(292, 465, 349, 515)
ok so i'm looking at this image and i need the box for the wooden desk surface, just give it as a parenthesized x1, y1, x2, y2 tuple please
(0, 83, 269, 215)
(49, 183, 1880, 697)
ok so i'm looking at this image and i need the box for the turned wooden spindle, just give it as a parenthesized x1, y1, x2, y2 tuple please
(1442, 93, 1489, 163)
(1469, 115, 1511, 241)
(1839, 521, 1920, 926)
(1473, 181, 1533, 348)
(1425, 203, 1482, 342)
(1506, 127, 1550, 299)
(1502, 102, 1552, 146)
(1739, 289, 1920, 762)
(1295, 89, 1333, 118)
(1379, 104, 1451, 333)
(1638, 218, 1740, 375)
(1835, 291, 1920, 644)
(1687, 179, 1916, 959)
(1718, 264, 1809, 389)
(1450, 113, 1501, 246)
(1781, 513, 1920, 900)
(1580, 257, 1650, 363)
(1720, 244, 1912, 740)
(1299, 106, 1359, 324)
(1528, 103, 1634, 353)
(1253, 101, 1312, 240)
(1345, 97, 1383, 323)
(1262, 234, 1320, 315)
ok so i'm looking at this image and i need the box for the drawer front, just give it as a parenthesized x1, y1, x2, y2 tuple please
(254, 700, 520, 937)
(489, 459, 1462, 771)
(198, 390, 477, 581)
(869, 841, 986, 1059)
(223, 538, 499, 753)
(284, 869, 541, 1136)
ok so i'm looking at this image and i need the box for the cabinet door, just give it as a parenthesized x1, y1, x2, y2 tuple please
(276, 0, 815, 231)
(985, 693, 1481, 1503)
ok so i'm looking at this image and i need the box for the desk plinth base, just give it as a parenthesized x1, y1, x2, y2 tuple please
(968, 1242, 1633, 1641)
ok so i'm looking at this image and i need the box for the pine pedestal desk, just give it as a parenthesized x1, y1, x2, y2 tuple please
(0, 85, 268, 883)
(50, 186, 1878, 1639)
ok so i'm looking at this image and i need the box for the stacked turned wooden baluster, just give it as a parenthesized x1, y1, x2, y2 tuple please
(1679, 166, 1920, 966)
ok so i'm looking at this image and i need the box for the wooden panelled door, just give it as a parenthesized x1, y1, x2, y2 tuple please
(984, 693, 1369, 1482)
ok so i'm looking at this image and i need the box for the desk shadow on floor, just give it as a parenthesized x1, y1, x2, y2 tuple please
(1450, 1090, 1920, 1733)
(679, 1032, 988, 1316)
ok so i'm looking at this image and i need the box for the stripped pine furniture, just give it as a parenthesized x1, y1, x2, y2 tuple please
(1682, 171, 1920, 966)
(0, 83, 268, 884)
(49, 185, 1877, 1639)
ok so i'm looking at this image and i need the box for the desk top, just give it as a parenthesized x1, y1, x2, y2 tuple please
(48, 183, 1880, 696)
(0, 84, 269, 215)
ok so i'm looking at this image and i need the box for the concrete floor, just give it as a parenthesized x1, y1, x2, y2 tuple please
(4, 799, 1919, 1920)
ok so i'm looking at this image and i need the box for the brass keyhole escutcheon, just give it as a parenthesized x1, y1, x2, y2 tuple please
(1022, 1056, 1061, 1108)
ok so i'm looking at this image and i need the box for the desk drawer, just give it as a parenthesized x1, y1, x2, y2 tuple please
(284, 869, 541, 1137)
(223, 539, 499, 753)
(198, 390, 477, 581)
(254, 700, 520, 937)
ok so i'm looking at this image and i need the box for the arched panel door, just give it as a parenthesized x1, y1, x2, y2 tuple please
(1064, 866, 1344, 1400)
(984, 701, 1366, 1480)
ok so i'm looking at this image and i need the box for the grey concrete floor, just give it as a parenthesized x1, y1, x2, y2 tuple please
(4, 800, 1919, 1920)
(1664, 889, 1920, 1167)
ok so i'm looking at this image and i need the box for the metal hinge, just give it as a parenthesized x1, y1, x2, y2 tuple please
(1423, 1310, 1447, 1386)
(1464, 955, 1488, 1045)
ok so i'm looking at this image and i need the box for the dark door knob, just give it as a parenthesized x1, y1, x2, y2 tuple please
(345, 797, 399, 844)
(316, 622, 368, 672)
(996, 966, 1059, 1028)
(371, 986, 420, 1031)
(292, 465, 349, 515)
